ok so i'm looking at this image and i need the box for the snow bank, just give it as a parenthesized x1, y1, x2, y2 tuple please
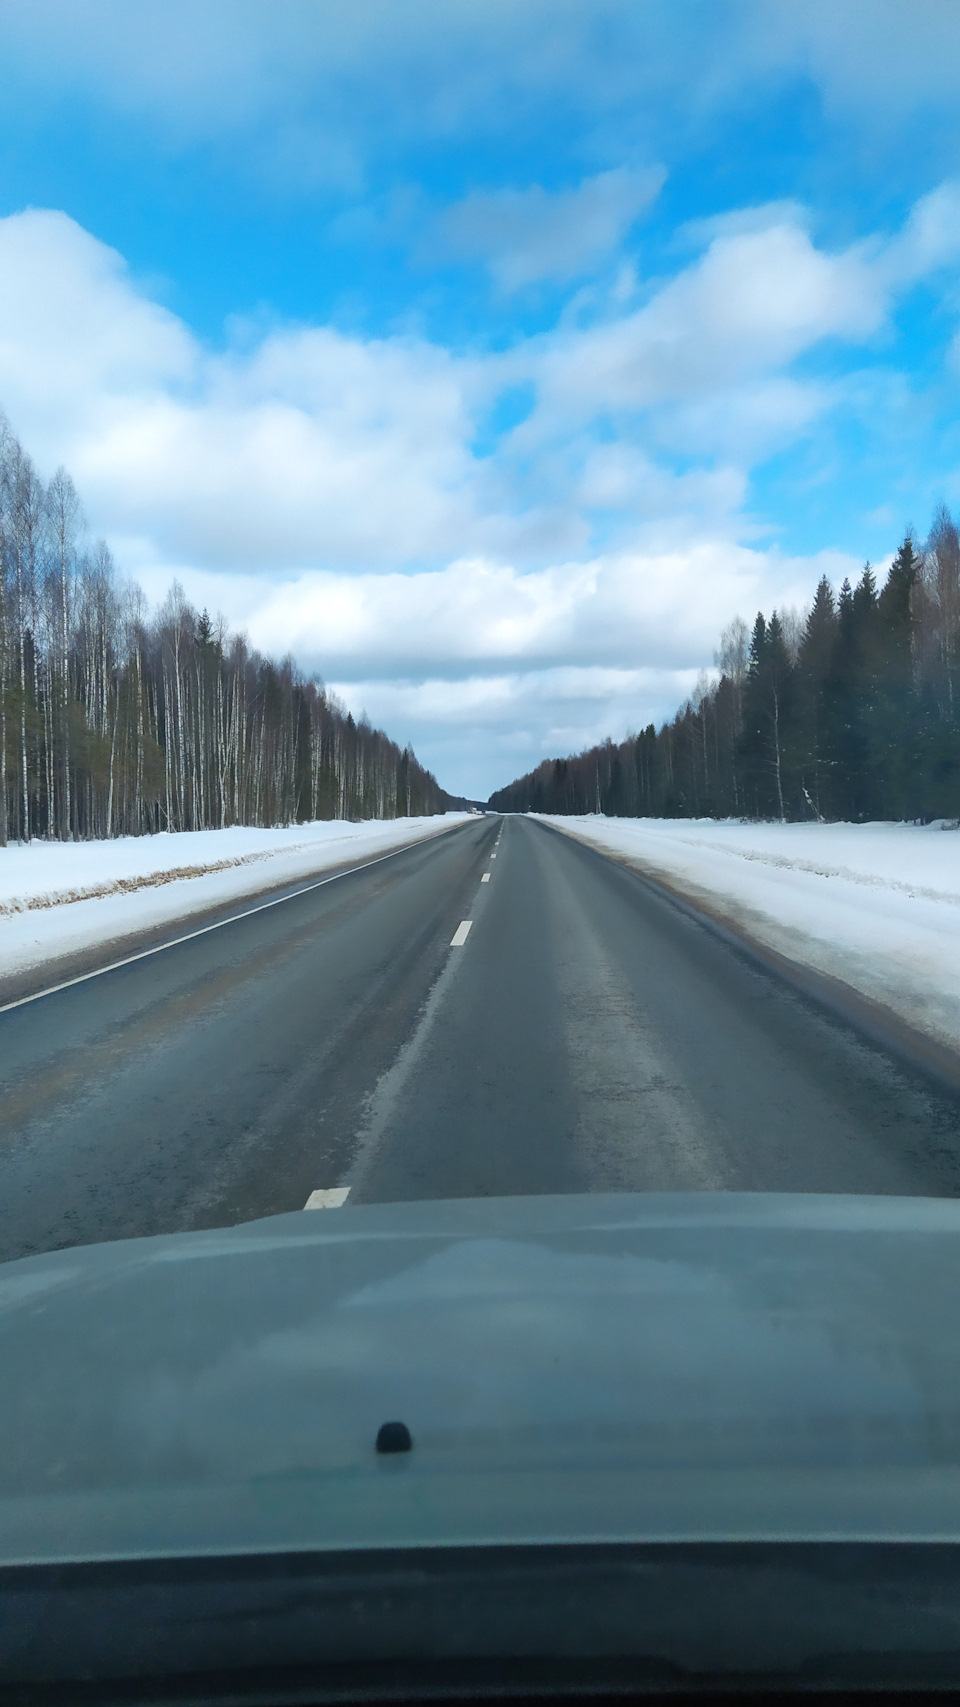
(0, 816, 471, 985)
(539, 816, 960, 1054)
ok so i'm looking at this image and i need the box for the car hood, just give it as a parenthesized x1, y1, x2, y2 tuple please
(3, 1191, 960, 1564)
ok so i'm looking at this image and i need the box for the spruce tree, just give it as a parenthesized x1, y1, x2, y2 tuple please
(822, 578, 867, 818)
(740, 612, 794, 818)
(488, 507, 960, 825)
(740, 614, 768, 816)
(796, 576, 836, 818)
(875, 537, 919, 816)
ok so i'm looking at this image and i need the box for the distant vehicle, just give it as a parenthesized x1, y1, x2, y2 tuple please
(3, 1191, 960, 1701)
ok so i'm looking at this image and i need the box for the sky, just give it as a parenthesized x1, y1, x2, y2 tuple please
(1, 3, 960, 800)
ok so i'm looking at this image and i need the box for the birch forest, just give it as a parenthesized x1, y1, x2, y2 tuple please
(0, 416, 449, 845)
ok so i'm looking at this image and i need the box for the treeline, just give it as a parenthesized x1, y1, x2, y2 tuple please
(0, 414, 450, 844)
(489, 511, 960, 822)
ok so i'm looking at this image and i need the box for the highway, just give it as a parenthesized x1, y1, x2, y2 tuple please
(2, 813, 960, 1264)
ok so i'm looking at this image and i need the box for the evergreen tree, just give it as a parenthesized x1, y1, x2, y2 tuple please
(488, 509, 960, 825)
(739, 614, 768, 816)
(796, 576, 836, 818)
(873, 536, 919, 816)
(739, 613, 792, 817)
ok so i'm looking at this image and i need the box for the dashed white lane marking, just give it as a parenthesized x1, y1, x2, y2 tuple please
(450, 920, 473, 946)
(490, 853, 497, 859)
(481, 873, 491, 883)
(304, 1186, 351, 1209)
(0, 825, 464, 1018)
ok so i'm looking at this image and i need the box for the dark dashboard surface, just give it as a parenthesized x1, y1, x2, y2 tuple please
(5, 1541, 960, 1705)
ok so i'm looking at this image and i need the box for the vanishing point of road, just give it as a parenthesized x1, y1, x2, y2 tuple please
(2, 814, 960, 1263)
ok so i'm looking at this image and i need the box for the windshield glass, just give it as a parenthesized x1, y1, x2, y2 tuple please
(1, 4, 960, 1700)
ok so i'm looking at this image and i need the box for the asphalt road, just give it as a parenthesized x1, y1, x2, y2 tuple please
(2, 814, 960, 1263)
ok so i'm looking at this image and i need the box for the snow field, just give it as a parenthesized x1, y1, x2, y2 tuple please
(0, 816, 472, 985)
(539, 816, 960, 1055)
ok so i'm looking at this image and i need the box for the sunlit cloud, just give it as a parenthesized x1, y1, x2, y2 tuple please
(0, 170, 955, 794)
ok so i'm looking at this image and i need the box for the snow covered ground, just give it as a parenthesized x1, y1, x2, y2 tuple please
(539, 815, 960, 1055)
(0, 815, 471, 986)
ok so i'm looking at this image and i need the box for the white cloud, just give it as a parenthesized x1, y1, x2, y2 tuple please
(747, 0, 960, 123)
(675, 200, 810, 251)
(0, 211, 495, 571)
(434, 166, 666, 291)
(0, 6, 678, 144)
(529, 220, 883, 431)
(134, 546, 848, 685)
(0, 195, 946, 794)
(0, 211, 194, 430)
(883, 181, 960, 286)
(0, 1, 673, 188)
(330, 665, 708, 801)
(3, 202, 882, 585)
(4, 1, 960, 175)
(129, 541, 855, 799)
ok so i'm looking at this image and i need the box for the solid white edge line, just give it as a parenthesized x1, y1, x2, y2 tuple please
(304, 1186, 351, 1209)
(0, 823, 465, 1017)
(450, 920, 473, 946)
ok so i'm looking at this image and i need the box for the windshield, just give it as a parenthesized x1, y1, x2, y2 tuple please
(1, 4, 960, 1701)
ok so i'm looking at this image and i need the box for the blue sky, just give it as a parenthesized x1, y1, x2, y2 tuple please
(2, 1, 960, 799)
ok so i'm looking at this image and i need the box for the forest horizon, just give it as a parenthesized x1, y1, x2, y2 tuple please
(0, 413, 454, 846)
(4, 402, 960, 838)
(490, 514, 960, 824)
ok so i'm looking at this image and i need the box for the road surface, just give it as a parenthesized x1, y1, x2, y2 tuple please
(2, 814, 960, 1263)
